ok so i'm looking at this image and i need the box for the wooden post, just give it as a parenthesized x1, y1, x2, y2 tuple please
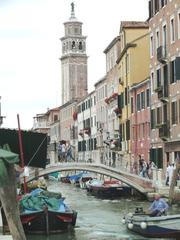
(0, 164, 26, 240)
(169, 162, 180, 205)
(17, 114, 27, 194)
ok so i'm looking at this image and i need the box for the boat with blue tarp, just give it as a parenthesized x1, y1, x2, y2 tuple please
(1, 188, 77, 235)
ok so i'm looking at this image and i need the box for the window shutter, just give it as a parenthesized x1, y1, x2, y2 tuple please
(175, 57, 180, 81)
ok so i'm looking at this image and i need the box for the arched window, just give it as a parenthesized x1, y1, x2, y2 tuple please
(72, 41, 76, 49)
(79, 41, 82, 50)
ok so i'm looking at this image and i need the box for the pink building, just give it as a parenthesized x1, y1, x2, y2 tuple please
(130, 78, 151, 162)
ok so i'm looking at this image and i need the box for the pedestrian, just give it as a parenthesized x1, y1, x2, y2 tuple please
(141, 159, 147, 178)
(148, 193, 169, 217)
(138, 155, 143, 174)
(166, 163, 175, 186)
(133, 159, 138, 175)
(61, 142, 66, 162)
(147, 160, 157, 179)
(66, 141, 75, 161)
(57, 142, 62, 162)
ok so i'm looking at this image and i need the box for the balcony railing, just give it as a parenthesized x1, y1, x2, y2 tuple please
(159, 123, 169, 141)
(157, 45, 167, 64)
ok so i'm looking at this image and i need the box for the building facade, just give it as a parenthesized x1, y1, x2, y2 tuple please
(77, 91, 97, 162)
(130, 79, 151, 166)
(149, 0, 180, 169)
(117, 21, 150, 169)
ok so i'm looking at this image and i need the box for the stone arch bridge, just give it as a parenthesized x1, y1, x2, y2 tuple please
(26, 163, 155, 196)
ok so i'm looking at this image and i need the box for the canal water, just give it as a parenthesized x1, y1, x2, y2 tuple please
(27, 181, 179, 240)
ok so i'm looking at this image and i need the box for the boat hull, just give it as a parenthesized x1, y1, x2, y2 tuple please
(22, 210, 77, 234)
(1, 208, 77, 235)
(87, 185, 131, 198)
(125, 213, 180, 238)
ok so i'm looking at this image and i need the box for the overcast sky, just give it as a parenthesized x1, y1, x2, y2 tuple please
(0, 0, 149, 130)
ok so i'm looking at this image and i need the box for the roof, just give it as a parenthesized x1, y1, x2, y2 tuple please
(94, 76, 106, 87)
(103, 36, 120, 54)
(120, 21, 149, 32)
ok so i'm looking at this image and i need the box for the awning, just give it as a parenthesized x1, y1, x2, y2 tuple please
(0, 128, 47, 168)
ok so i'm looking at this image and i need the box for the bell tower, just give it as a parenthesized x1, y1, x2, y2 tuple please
(60, 2, 88, 105)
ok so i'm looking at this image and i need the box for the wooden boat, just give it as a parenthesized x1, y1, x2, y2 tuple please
(1, 189, 77, 235)
(123, 208, 180, 238)
(48, 172, 61, 181)
(79, 173, 95, 189)
(86, 179, 131, 198)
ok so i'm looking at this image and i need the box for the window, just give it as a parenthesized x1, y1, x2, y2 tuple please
(172, 101, 177, 125)
(150, 34, 154, 57)
(150, 148, 163, 168)
(125, 88, 128, 106)
(131, 97, 133, 113)
(170, 17, 175, 43)
(151, 109, 156, 129)
(146, 89, 150, 107)
(162, 24, 167, 47)
(72, 41, 75, 49)
(141, 91, 145, 109)
(142, 123, 145, 139)
(137, 94, 141, 111)
(156, 30, 160, 49)
(151, 71, 155, 93)
(160, 0, 167, 8)
(170, 60, 176, 84)
(79, 42, 82, 50)
(155, 0, 159, 13)
(126, 120, 130, 141)
(178, 10, 180, 39)
(157, 107, 162, 124)
(54, 115, 58, 122)
(157, 68, 161, 88)
(126, 53, 130, 73)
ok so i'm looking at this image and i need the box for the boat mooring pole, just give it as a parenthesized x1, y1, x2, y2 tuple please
(17, 114, 27, 194)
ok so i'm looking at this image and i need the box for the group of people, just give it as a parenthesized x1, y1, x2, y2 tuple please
(57, 141, 75, 162)
(132, 155, 157, 179)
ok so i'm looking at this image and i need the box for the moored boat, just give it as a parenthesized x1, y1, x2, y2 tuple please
(123, 208, 180, 238)
(86, 179, 131, 198)
(1, 188, 77, 235)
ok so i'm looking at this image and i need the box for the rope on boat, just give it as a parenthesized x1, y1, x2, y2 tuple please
(27, 136, 48, 166)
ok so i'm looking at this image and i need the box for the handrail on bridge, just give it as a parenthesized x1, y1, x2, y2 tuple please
(24, 162, 155, 195)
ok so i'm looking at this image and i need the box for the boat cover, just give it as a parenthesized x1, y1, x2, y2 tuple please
(19, 189, 65, 212)
(68, 172, 84, 181)
(0, 148, 19, 186)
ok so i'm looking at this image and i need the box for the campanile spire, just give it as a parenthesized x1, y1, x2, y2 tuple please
(70, 2, 75, 19)
(60, 2, 88, 105)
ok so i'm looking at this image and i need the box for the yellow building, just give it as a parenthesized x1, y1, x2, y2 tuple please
(116, 21, 150, 168)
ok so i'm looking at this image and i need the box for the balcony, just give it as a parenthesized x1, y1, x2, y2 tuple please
(155, 86, 169, 103)
(84, 127, 91, 135)
(113, 107, 122, 118)
(159, 123, 169, 141)
(104, 93, 118, 104)
(157, 46, 167, 64)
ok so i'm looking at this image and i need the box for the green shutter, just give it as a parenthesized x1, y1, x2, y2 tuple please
(175, 57, 180, 81)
